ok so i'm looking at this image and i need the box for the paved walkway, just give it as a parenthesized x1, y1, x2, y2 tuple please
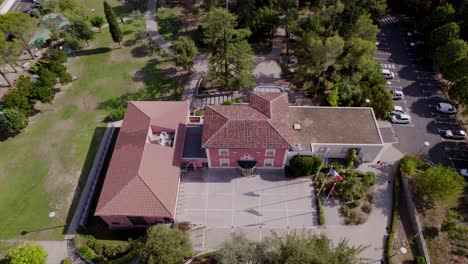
(182, 54, 209, 110)
(145, 0, 172, 51)
(253, 27, 286, 87)
(321, 144, 404, 262)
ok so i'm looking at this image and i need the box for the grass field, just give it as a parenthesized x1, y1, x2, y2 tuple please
(0, 1, 180, 240)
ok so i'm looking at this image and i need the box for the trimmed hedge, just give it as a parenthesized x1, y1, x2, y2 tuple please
(386, 172, 400, 261)
(288, 155, 323, 177)
(317, 198, 325, 225)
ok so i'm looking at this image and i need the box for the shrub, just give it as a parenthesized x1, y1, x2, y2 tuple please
(341, 204, 351, 217)
(109, 248, 141, 264)
(0, 108, 29, 140)
(288, 155, 323, 177)
(362, 172, 376, 187)
(6, 243, 47, 264)
(194, 108, 205, 116)
(423, 227, 439, 238)
(29, 64, 41, 74)
(352, 200, 361, 208)
(62, 257, 72, 264)
(400, 155, 418, 175)
(414, 256, 427, 264)
(441, 218, 457, 232)
(361, 202, 373, 214)
(174, 221, 192, 232)
(345, 210, 366, 225)
(452, 248, 467, 256)
(346, 149, 358, 168)
(317, 198, 325, 225)
(321, 163, 345, 172)
(78, 245, 95, 260)
(386, 172, 400, 261)
(50, 50, 68, 63)
(45, 61, 67, 79)
(106, 107, 126, 122)
(61, 72, 73, 84)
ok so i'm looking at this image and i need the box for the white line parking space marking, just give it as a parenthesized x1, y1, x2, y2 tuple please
(417, 76, 437, 80)
(381, 63, 396, 69)
(419, 83, 439, 87)
(414, 70, 434, 74)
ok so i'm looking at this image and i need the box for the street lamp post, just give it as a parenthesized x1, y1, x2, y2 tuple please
(417, 141, 430, 155)
(389, 247, 408, 258)
(365, 98, 370, 105)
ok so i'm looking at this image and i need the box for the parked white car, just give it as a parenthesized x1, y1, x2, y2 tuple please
(409, 41, 424, 47)
(391, 90, 404, 100)
(441, 129, 466, 140)
(461, 169, 468, 178)
(436, 102, 457, 114)
(390, 106, 406, 115)
(406, 31, 421, 37)
(382, 69, 395, 79)
(391, 114, 412, 124)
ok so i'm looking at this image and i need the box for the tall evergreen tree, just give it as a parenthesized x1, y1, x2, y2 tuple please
(103, 1, 123, 47)
(203, 8, 255, 90)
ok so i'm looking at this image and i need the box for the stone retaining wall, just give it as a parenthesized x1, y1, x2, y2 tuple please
(400, 173, 431, 264)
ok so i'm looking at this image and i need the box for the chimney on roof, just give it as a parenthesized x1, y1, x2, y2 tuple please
(293, 123, 301, 130)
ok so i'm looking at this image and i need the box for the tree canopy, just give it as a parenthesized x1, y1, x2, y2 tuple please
(140, 225, 193, 264)
(203, 8, 255, 90)
(415, 165, 465, 208)
(90, 15, 105, 32)
(173, 36, 198, 71)
(215, 232, 366, 264)
(104, 1, 123, 46)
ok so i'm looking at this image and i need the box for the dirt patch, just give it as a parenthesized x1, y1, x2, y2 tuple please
(74, 91, 98, 111)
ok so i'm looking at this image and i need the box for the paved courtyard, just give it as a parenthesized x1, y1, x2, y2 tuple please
(176, 169, 318, 250)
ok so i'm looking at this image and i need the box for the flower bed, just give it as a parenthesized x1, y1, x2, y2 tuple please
(314, 169, 377, 225)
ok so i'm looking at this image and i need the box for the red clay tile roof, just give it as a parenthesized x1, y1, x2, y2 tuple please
(95, 101, 189, 218)
(202, 93, 293, 149)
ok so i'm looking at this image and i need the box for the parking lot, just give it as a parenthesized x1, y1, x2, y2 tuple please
(375, 15, 468, 172)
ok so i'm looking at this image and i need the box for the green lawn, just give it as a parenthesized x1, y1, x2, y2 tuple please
(0, 1, 180, 240)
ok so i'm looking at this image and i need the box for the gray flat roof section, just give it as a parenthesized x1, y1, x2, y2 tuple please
(289, 107, 383, 150)
(183, 125, 207, 159)
(253, 86, 285, 93)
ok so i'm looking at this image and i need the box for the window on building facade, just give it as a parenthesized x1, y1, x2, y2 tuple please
(318, 147, 327, 153)
(128, 216, 148, 226)
(220, 159, 230, 167)
(265, 149, 275, 156)
(219, 149, 229, 156)
(264, 159, 274, 167)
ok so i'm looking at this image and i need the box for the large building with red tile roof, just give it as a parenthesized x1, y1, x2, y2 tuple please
(95, 91, 384, 228)
(95, 101, 189, 228)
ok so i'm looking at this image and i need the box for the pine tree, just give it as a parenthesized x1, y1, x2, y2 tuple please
(103, 1, 123, 47)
